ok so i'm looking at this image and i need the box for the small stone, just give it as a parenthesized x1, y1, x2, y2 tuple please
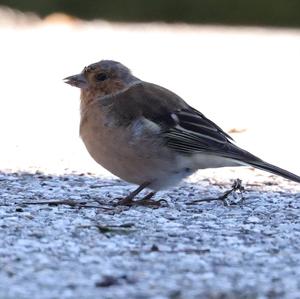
(245, 216, 261, 224)
(95, 275, 118, 287)
(151, 244, 159, 251)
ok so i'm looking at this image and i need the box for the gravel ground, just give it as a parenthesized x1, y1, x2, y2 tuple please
(1, 169, 300, 299)
(1, 7, 300, 299)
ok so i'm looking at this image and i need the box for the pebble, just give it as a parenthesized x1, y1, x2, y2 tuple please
(245, 216, 261, 224)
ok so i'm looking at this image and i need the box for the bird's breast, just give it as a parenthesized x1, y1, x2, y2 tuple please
(79, 105, 182, 187)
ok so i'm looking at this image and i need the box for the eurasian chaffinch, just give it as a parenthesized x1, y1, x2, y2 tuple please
(64, 60, 300, 206)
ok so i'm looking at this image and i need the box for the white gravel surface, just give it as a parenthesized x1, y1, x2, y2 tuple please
(1, 170, 300, 299)
(1, 8, 300, 299)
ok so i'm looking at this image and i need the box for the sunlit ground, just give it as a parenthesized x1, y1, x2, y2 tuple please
(1, 8, 300, 178)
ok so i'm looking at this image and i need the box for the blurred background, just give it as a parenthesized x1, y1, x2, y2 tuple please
(1, 0, 300, 27)
(0, 1, 299, 179)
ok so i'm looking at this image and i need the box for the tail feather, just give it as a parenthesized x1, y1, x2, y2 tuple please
(244, 160, 300, 184)
(225, 144, 300, 184)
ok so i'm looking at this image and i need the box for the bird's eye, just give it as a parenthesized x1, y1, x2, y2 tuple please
(95, 73, 108, 81)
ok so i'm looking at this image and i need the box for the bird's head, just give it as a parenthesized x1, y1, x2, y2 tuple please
(64, 60, 139, 99)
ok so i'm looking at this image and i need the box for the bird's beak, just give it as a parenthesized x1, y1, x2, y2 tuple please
(63, 74, 88, 88)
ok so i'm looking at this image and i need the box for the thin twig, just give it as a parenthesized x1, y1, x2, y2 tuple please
(18, 200, 113, 210)
(188, 179, 245, 206)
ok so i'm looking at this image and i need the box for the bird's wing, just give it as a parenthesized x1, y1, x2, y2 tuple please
(109, 81, 254, 160)
(129, 82, 238, 156)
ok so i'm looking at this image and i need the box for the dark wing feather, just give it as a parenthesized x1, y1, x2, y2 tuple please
(182, 107, 234, 141)
(162, 107, 235, 154)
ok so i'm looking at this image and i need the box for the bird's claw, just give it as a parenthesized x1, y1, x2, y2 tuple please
(114, 197, 168, 208)
(133, 198, 168, 208)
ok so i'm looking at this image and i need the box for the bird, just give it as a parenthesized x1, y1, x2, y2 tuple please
(64, 60, 300, 206)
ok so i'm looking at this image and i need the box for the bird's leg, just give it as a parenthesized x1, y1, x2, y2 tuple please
(117, 182, 150, 206)
(117, 183, 168, 208)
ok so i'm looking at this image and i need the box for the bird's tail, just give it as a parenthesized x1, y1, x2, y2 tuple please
(245, 159, 300, 184)
(224, 143, 300, 184)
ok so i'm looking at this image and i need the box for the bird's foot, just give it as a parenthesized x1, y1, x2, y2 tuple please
(132, 198, 168, 208)
(112, 196, 134, 206)
(115, 192, 168, 208)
